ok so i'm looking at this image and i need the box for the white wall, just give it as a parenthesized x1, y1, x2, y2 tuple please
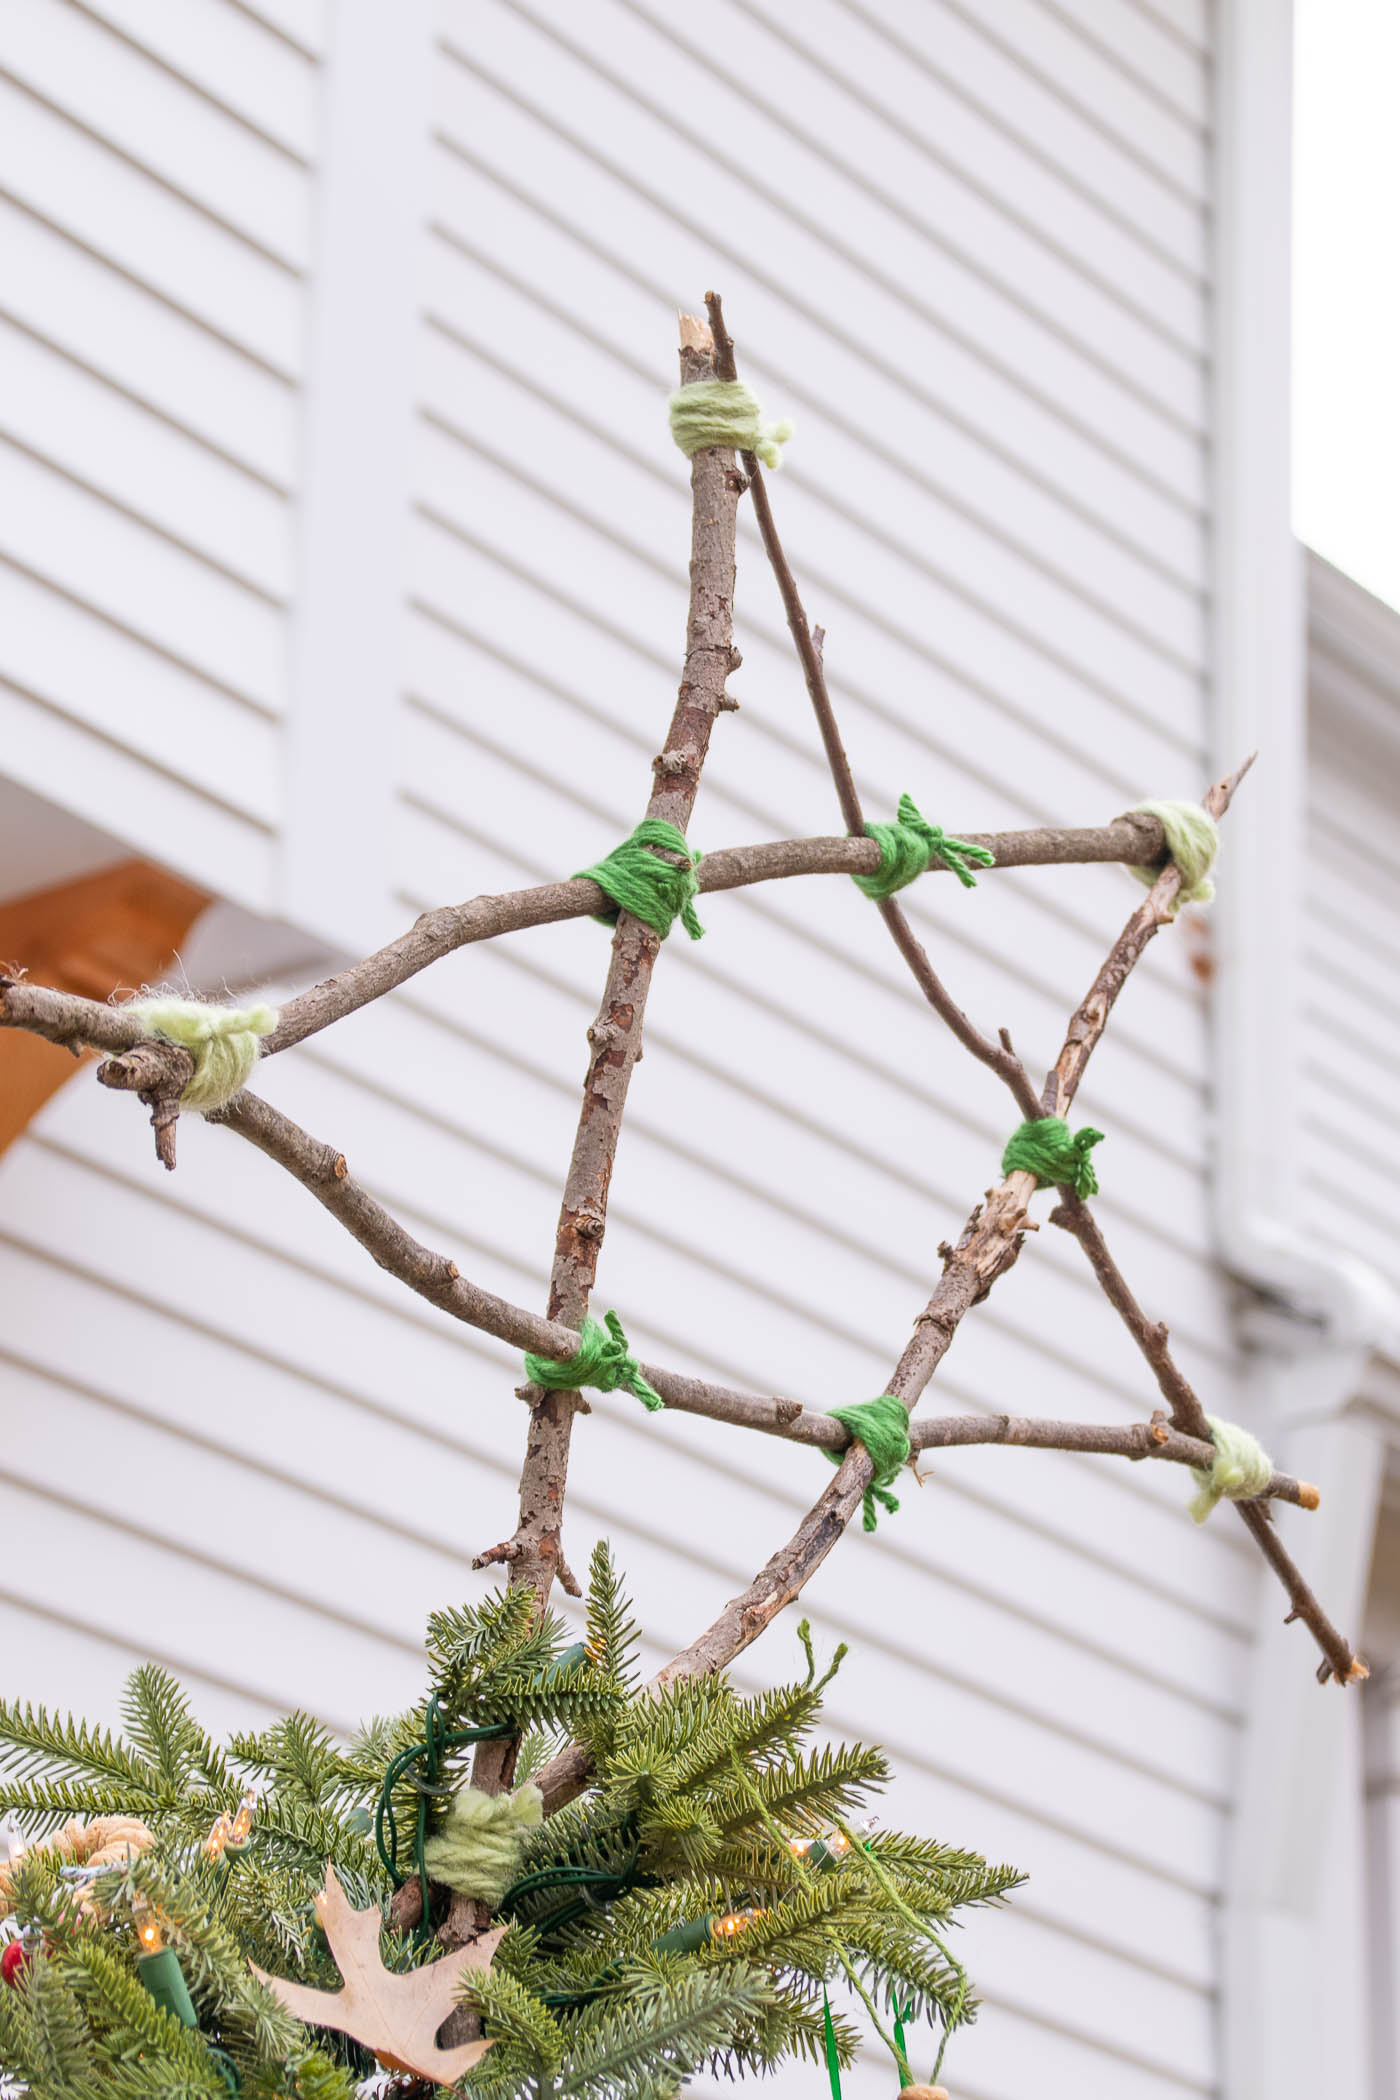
(0, 5, 1251, 2096)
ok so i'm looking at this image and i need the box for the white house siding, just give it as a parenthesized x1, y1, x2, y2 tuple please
(1301, 551, 1400, 1296)
(0, 0, 316, 905)
(0, 6, 1257, 2099)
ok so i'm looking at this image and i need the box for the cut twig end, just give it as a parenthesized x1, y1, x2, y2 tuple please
(678, 312, 713, 355)
(1298, 1481, 1321, 1511)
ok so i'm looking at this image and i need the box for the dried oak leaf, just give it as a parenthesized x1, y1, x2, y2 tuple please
(251, 1865, 503, 2087)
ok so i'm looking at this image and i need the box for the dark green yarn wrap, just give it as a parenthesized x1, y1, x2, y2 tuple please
(853, 794, 996, 901)
(525, 1310, 665, 1413)
(577, 818, 704, 941)
(1001, 1116, 1104, 1199)
(824, 1394, 911, 1531)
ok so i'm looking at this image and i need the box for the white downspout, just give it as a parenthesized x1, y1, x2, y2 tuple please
(1213, 3, 1400, 2093)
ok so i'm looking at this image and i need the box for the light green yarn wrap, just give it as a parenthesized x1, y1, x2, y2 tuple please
(525, 1311, 665, 1413)
(125, 996, 279, 1112)
(668, 379, 794, 470)
(1187, 1415, 1273, 1524)
(854, 793, 997, 900)
(1129, 800, 1219, 915)
(421, 1783, 543, 1905)
(823, 1394, 911, 1532)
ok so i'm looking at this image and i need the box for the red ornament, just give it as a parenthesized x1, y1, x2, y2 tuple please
(1, 1938, 30, 1987)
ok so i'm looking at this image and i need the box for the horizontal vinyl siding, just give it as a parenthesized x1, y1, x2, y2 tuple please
(0, 7, 1237, 2100)
(0, 0, 309, 905)
(1302, 554, 1400, 1287)
(399, 8, 1227, 2095)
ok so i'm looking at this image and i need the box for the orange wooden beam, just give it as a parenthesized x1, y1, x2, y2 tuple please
(0, 860, 209, 1157)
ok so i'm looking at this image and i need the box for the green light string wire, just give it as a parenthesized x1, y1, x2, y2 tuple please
(726, 1755, 911, 2088)
(373, 1696, 513, 1930)
(833, 1816, 970, 2086)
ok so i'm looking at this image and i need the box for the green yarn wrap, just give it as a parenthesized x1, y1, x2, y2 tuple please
(422, 1783, 543, 1905)
(577, 819, 704, 942)
(668, 379, 794, 470)
(853, 794, 996, 900)
(1187, 1415, 1273, 1524)
(525, 1311, 665, 1413)
(1001, 1116, 1104, 1199)
(824, 1394, 911, 1532)
(124, 996, 279, 1112)
(1129, 799, 1219, 915)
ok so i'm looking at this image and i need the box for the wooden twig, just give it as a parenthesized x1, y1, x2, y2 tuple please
(1049, 1191, 1363, 1683)
(491, 313, 744, 1644)
(710, 290, 1041, 1122)
(0, 818, 1174, 1062)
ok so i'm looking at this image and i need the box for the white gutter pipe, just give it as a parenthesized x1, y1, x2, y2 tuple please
(1213, 5, 1400, 2093)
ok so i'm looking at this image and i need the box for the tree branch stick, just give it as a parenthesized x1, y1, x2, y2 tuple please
(1049, 1190, 1364, 1683)
(495, 313, 743, 1638)
(711, 289, 1040, 1122)
(258, 815, 1171, 1058)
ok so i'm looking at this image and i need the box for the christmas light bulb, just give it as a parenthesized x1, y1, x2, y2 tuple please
(135, 1911, 164, 1955)
(711, 1907, 765, 1938)
(228, 1789, 257, 1849)
(204, 1812, 233, 1862)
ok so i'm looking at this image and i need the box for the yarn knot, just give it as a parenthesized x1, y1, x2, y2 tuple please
(525, 1310, 664, 1413)
(667, 379, 794, 470)
(1188, 1415, 1274, 1524)
(853, 794, 996, 901)
(1128, 799, 1219, 916)
(1001, 1116, 1104, 1199)
(577, 819, 704, 942)
(823, 1394, 911, 1531)
(422, 1783, 543, 1905)
(123, 996, 279, 1113)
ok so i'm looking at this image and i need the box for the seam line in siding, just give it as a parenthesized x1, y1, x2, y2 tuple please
(0, 65, 306, 279)
(0, 1464, 424, 1659)
(421, 402, 1207, 732)
(0, 184, 301, 386)
(0, 305, 293, 496)
(719, 0, 1208, 282)
(431, 68, 1209, 511)
(0, 427, 289, 610)
(0, 670, 279, 831)
(421, 329, 1206, 666)
(426, 217, 1209, 596)
(498, 0, 1210, 352)
(413, 498, 1206, 846)
(60, 0, 315, 169)
(218, 0, 324, 65)
(0, 1584, 338, 1731)
(0, 551, 282, 725)
(857, 0, 1210, 187)
(1030, 0, 1212, 121)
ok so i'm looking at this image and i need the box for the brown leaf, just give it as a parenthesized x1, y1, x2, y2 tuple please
(251, 1865, 503, 2087)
